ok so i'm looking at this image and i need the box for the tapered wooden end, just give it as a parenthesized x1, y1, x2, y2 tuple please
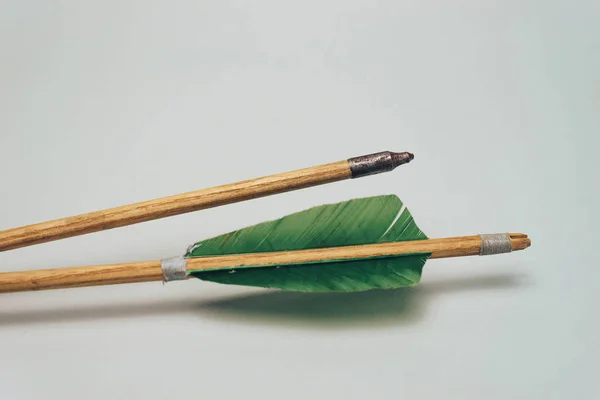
(509, 233, 531, 251)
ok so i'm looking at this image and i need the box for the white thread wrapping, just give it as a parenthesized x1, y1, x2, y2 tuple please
(161, 256, 188, 282)
(479, 233, 512, 256)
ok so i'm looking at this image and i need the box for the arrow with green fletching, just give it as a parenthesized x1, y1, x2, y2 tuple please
(187, 195, 428, 292)
(0, 195, 531, 294)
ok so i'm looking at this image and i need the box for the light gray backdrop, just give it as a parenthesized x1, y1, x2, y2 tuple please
(1, 1, 598, 399)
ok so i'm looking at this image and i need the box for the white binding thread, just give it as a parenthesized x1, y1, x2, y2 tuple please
(161, 256, 188, 283)
(479, 233, 512, 255)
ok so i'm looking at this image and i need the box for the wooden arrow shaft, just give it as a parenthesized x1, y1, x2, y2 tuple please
(0, 161, 350, 252)
(0, 151, 415, 253)
(0, 234, 530, 293)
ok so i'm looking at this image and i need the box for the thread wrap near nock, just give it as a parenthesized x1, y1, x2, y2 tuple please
(479, 233, 512, 255)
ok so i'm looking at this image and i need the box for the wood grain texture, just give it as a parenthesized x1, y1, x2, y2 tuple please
(0, 234, 530, 293)
(0, 160, 352, 252)
(0, 261, 162, 293)
(186, 233, 531, 270)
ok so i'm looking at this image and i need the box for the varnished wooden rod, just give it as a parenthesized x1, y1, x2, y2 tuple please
(0, 234, 530, 293)
(0, 151, 413, 252)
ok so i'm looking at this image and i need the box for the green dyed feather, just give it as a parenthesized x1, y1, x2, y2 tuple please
(186, 195, 430, 292)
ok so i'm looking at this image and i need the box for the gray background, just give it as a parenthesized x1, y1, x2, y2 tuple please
(1, 1, 598, 399)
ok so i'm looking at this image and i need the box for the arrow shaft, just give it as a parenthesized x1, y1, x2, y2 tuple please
(0, 234, 530, 293)
(0, 151, 413, 252)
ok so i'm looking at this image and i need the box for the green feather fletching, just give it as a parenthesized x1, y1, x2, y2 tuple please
(186, 195, 430, 292)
